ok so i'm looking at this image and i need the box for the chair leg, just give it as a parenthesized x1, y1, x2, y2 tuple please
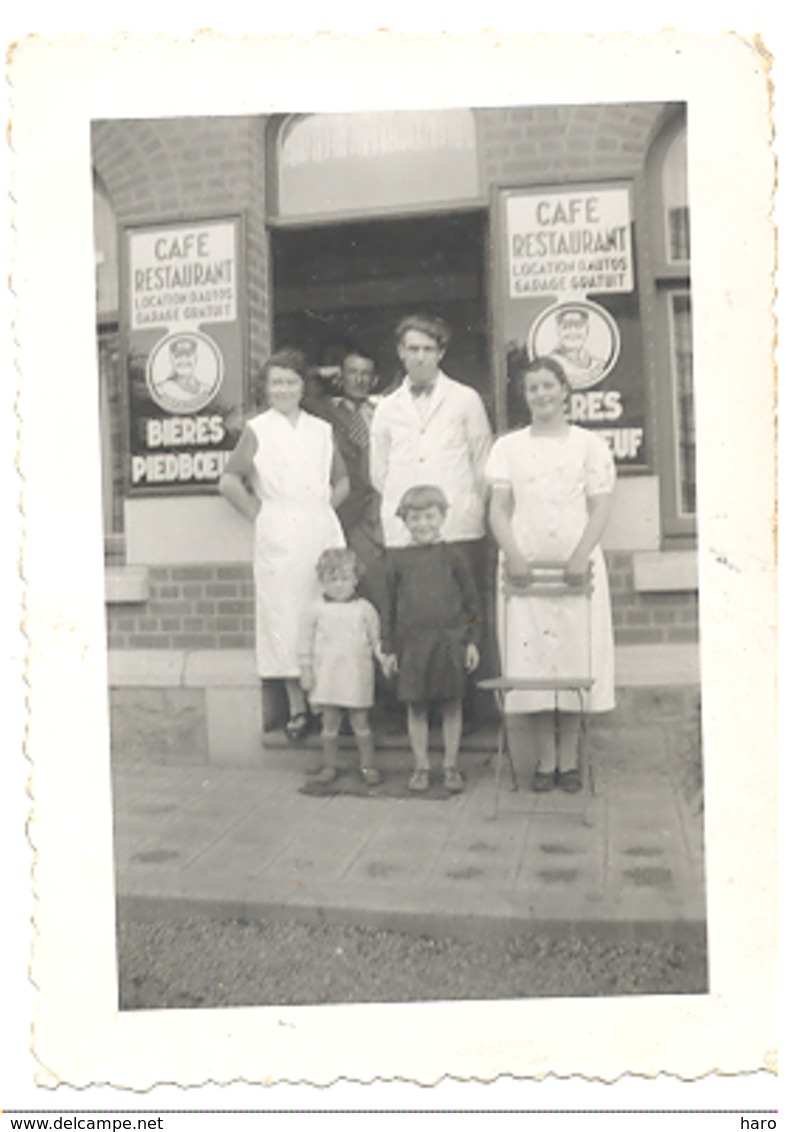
(491, 692, 518, 818)
(492, 694, 504, 819)
(504, 712, 518, 792)
(577, 689, 594, 796)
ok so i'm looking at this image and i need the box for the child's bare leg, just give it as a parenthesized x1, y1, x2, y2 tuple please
(348, 708, 373, 760)
(315, 705, 341, 783)
(349, 708, 382, 783)
(407, 703, 430, 771)
(441, 699, 463, 769)
(441, 698, 465, 792)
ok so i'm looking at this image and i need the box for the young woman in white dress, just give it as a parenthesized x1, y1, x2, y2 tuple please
(219, 349, 349, 741)
(486, 356, 616, 793)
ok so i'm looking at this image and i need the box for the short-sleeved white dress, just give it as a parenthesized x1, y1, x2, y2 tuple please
(485, 425, 616, 714)
(297, 597, 381, 709)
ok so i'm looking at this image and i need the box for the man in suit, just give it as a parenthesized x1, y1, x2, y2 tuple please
(326, 348, 403, 732)
(328, 349, 384, 572)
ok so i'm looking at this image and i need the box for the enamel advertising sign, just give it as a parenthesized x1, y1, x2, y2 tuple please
(122, 217, 245, 495)
(499, 183, 647, 466)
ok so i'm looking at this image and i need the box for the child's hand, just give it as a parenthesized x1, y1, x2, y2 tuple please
(300, 664, 315, 692)
(381, 654, 398, 679)
(465, 643, 480, 673)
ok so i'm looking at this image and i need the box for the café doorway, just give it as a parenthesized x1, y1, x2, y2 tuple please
(270, 209, 492, 417)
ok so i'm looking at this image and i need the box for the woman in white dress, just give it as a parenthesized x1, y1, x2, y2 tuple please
(486, 356, 616, 793)
(219, 349, 349, 740)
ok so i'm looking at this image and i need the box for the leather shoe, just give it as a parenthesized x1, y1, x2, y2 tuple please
(532, 770, 557, 793)
(559, 768, 582, 794)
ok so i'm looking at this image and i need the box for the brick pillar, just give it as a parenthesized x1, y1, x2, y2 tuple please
(92, 114, 272, 398)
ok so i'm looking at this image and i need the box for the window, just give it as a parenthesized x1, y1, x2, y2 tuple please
(668, 291, 695, 517)
(648, 109, 695, 538)
(275, 110, 481, 221)
(94, 175, 125, 557)
(663, 125, 690, 263)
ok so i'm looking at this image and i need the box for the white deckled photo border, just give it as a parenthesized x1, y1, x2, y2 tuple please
(10, 29, 777, 1088)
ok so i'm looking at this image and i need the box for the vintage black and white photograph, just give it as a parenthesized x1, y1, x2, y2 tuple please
(14, 29, 776, 1088)
(94, 102, 708, 1010)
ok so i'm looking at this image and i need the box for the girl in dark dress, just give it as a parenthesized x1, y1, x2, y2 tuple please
(379, 485, 481, 793)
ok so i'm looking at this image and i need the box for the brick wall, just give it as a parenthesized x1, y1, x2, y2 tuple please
(107, 565, 255, 651)
(606, 552, 699, 645)
(97, 105, 701, 654)
(106, 553, 698, 650)
(477, 103, 667, 183)
(92, 115, 272, 373)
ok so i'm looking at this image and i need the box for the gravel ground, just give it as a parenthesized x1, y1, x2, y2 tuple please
(117, 916, 707, 1010)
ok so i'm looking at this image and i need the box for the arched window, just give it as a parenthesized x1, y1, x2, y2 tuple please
(647, 110, 694, 537)
(275, 109, 481, 220)
(662, 126, 690, 263)
(94, 174, 119, 318)
(93, 175, 124, 550)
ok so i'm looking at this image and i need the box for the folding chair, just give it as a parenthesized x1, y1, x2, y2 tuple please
(478, 560, 595, 819)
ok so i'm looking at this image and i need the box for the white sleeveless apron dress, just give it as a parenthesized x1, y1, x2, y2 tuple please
(248, 409, 345, 678)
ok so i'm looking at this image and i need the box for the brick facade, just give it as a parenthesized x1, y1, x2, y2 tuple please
(107, 565, 256, 651)
(92, 115, 272, 374)
(96, 106, 698, 655)
(92, 105, 673, 385)
(477, 104, 667, 183)
(607, 552, 699, 645)
(106, 552, 698, 651)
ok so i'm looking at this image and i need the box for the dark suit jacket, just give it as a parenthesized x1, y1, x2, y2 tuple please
(327, 397, 381, 535)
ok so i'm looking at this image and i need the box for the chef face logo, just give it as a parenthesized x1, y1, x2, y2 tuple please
(146, 331, 223, 414)
(528, 300, 620, 390)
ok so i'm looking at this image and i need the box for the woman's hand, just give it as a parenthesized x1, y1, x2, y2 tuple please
(218, 471, 260, 522)
(465, 643, 480, 673)
(565, 551, 592, 587)
(504, 551, 532, 588)
(380, 653, 398, 680)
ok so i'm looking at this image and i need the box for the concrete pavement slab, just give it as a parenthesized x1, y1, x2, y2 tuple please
(114, 726, 707, 944)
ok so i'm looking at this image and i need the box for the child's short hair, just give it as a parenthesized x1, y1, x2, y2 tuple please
(395, 484, 449, 520)
(316, 547, 359, 582)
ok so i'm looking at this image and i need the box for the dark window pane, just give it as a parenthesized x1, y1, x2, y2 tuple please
(671, 293, 695, 516)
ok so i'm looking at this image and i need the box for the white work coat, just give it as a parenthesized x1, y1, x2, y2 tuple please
(370, 371, 492, 547)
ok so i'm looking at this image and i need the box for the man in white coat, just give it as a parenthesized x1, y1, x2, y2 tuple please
(370, 313, 492, 554)
(370, 314, 493, 725)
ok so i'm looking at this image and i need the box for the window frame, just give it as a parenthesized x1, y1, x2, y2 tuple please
(94, 174, 126, 559)
(647, 107, 696, 542)
(267, 110, 488, 225)
(96, 317, 126, 560)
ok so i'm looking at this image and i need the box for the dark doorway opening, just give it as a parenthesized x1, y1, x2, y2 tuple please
(271, 209, 489, 408)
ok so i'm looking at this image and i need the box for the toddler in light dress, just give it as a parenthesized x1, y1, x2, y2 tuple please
(298, 548, 385, 786)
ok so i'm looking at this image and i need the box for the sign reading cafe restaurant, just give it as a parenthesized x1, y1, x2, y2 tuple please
(500, 183, 648, 466)
(122, 217, 245, 495)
